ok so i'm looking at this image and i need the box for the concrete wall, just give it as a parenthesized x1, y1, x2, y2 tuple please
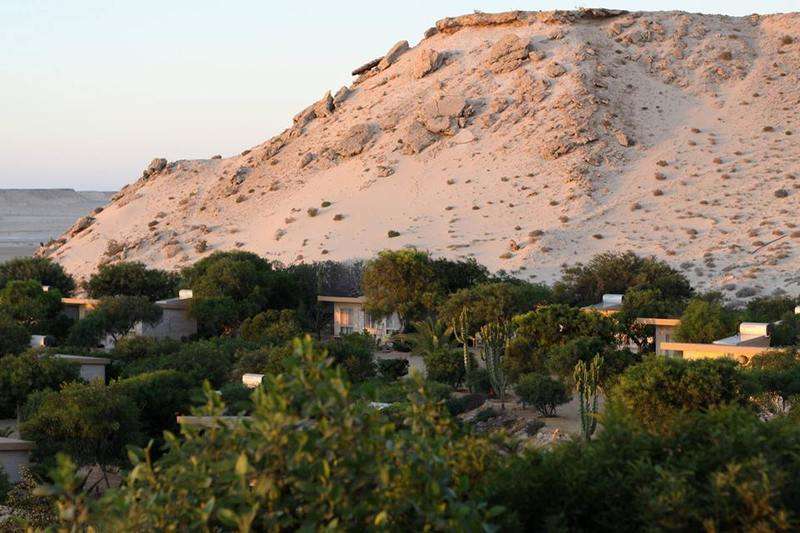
(136, 309, 197, 341)
(79, 364, 106, 382)
(654, 324, 679, 356)
(0, 446, 31, 483)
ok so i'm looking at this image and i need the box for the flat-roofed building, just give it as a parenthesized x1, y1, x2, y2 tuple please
(317, 295, 401, 340)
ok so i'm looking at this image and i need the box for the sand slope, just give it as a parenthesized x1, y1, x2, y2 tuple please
(43, 9, 800, 299)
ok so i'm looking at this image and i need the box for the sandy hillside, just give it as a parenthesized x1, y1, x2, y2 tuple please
(42, 9, 800, 300)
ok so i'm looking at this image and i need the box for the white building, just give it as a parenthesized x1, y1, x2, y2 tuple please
(317, 295, 402, 341)
(0, 437, 34, 483)
(51, 354, 110, 382)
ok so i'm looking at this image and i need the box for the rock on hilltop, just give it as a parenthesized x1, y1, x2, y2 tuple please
(42, 9, 800, 299)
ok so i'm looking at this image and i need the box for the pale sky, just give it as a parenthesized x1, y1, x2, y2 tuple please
(1, 0, 797, 190)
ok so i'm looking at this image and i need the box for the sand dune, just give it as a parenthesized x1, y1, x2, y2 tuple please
(42, 9, 800, 300)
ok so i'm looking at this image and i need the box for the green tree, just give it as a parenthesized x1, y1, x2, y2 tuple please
(66, 296, 163, 347)
(0, 279, 64, 333)
(321, 332, 376, 383)
(87, 261, 179, 300)
(181, 251, 298, 336)
(0, 353, 80, 418)
(362, 249, 439, 327)
(49, 338, 505, 530)
(743, 295, 798, 323)
(675, 296, 739, 343)
(239, 309, 302, 345)
(20, 380, 141, 470)
(611, 357, 749, 433)
(615, 287, 686, 351)
(0, 257, 75, 295)
(438, 281, 551, 338)
(0, 311, 30, 356)
(514, 373, 570, 416)
(430, 257, 490, 294)
(553, 251, 692, 306)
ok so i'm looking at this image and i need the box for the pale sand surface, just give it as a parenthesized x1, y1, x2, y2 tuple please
(44, 10, 800, 303)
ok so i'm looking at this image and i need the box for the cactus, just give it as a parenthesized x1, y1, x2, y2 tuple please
(574, 355, 603, 442)
(478, 320, 512, 408)
(451, 307, 473, 391)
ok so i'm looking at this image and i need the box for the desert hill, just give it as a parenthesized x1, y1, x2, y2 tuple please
(41, 9, 800, 300)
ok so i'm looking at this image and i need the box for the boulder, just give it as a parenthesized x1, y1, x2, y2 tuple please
(335, 123, 375, 157)
(313, 91, 334, 118)
(299, 152, 315, 168)
(545, 62, 567, 78)
(333, 86, 351, 105)
(615, 131, 634, 147)
(486, 34, 529, 74)
(70, 216, 95, 237)
(402, 121, 438, 154)
(142, 158, 167, 178)
(419, 95, 469, 135)
(378, 40, 410, 70)
(411, 49, 444, 79)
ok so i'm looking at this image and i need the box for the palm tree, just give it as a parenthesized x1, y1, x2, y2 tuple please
(404, 318, 453, 357)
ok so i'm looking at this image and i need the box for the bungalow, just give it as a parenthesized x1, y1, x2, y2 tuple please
(51, 354, 110, 382)
(0, 437, 34, 483)
(634, 317, 681, 356)
(317, 295, 402, 341)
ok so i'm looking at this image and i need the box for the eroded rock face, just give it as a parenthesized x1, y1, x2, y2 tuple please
(402, 121, 437, 154)
(378, 40, 410, 70)
(545, 62, 567, 77)
(486, 34, 530, 73)
(70, 216, 95, 236)
(314, 91, 335, 118)
(411, 48, 444, 79)
(335, 123, 376, 157)
(419, 95, 471, 135)
(142, 158, 167, 178)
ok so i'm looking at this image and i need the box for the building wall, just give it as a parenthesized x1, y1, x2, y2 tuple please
(682, 349, 750, 364)
(79, 364, 106, 383)
(333, 302, 400, 340)
(137, 309, 197, 341)
(0, 449, 30, 483)
(655, 325, 679, 356)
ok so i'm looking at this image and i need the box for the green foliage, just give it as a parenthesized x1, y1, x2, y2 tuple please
(66, 295, 163, 346)
(743, 295, 798, 323)
(514, 373, 570, 416)
(772, 311, 800, 347)
(219, 382, 254, 415)
(545, 336, 609, 381)
(473, 407, 499, 423)
(111, 370, 194, 442)
(320, 332, 376, 382)
(438, 281, 550, 337)
(110, 336, 182, 364)
(87, 261, 179, 300)
(611, 356, 749, 433)
(445, 393, 486, 416)
(423, 347, 465, 388)
(404, 318, 452, 356)
(430, 257, 490, 294)
(362, 249, 438, 325)
(0, 256, 75, 296)
(230, 344, 294, 381)
(50, 338, 505, 530)
(0, 279, 64, 334)
(676, 296, 739, 343)
(479, 321, 512, 406)
(20, 380, 142, 468)
(615, 287, 686, 351)
(377, 358, 409, 380)
(181, 251, 299, 336)
(239, 309, 302, 345)
(3, 466, 56, 528)
(0, 310, 31, 356)
(553, 251, 692, 306)
(466, 368, 492, 394)
(0, 353, 81, 418)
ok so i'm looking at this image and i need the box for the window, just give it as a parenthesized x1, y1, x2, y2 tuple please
(338, 307, 354, 335)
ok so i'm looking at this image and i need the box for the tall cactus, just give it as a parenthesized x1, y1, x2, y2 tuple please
(451, 307, 473, 391)
(478, 320, 512, 408)
(574, 355, 603, 442)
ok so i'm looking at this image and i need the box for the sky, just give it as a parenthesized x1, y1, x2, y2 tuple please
(1, 0, 797, 190)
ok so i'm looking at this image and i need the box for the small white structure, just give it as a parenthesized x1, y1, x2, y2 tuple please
(582, 294, 624, 315)
(135, 290, 197, 341)
(0, 437, 34, 483)
(29, 335, 55, 349)
(713, 322, 772, 348)
(52, 354, 110, 382)
(242, 373, 264, 389)
(317, 295, 402, 340)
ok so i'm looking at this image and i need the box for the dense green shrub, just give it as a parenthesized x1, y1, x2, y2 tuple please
(553, 251, 692, 306)
(514, 373, 571, 416)
(423, 347, 465, 387)
(446, 393, 486, 416)
(0, 354, 81, 418)
(0, 279, 66, 336)
(614, 287, 687, 351)
(219, 382, 254, 415)
(321, 332, 376, 382)
(466, 367, 492, 394)
(111, 370, 195, 441)
(545, 336, 610, 381)
(377, 358, 409, 380)
(0, 257, 75, 295)
(87, 261, 179, 300)
(20, 380, 142, 468)
(230, 344, 293, 381)
(675, 296, 738, 343)
(0, 311, 31, 356)
(49, 339, 504, 530)
(119, 339, 241, 387)
(743, 295, 798, 323)
(611, 357, 749, 433)
(239, 309, 302, 345)
(110, 336, 182, 364)
(430, 257, 490, 294)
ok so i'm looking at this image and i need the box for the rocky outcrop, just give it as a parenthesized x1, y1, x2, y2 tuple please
(142, 158, 167, 179)
(378, 40, 410, 70)
(486, 34, 530, 73)
(335, 123, 376, 157)
(411, 49, 444, 79)
(402, 121, 438, 154)
(419, 95, 471, 135)
(437, 11, 527, 33)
